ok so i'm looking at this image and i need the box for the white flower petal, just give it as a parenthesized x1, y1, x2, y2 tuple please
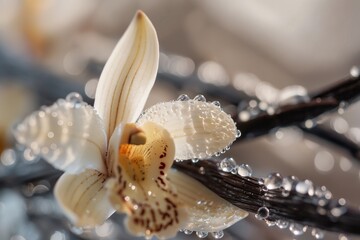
(137, 100, 237, 160)
(167, 170, 248, 232)
(94, 11, 159, 138)
(106, 122, 188, 239)
(54, 169, 115, 227)
(13, 99, 107, 173)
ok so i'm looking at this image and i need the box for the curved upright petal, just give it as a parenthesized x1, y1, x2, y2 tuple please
(13, 98, 107, 173)
(54, 169, 115, 227)
(167, 170, 248, 232)
(106, 122, 188, 239)
(137, 100, 237, 160)
(94, 11, 159, 138)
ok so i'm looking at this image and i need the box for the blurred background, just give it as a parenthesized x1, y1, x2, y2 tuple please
(0, 0, 360, 239)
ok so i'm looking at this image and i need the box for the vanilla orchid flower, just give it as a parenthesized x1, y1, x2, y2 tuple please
(13, 11, 247, 239)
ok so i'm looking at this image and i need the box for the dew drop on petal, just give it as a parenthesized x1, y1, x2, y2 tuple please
(237, 164, 252, 177)
(255, 206, 269, 220)
(196, 231, 208, 238)
(65, 92, 83, 108)
(264, 173, 283, 190)
(95, 221, 114, 237)
(289, 223, 307, 236)
(177, 94, 190, 101)
(193, 94, 206, 102)
(236, 129, 241, 138)
(220, 157, 237, 172)
(212, 231, 224, 239)
(183, 229, 193, 235)
(212, 101, 221, 108)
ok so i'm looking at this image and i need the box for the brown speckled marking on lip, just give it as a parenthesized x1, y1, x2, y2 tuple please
(108, 122, 186, 238)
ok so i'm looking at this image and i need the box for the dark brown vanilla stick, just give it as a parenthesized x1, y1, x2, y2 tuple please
(174, 160, 360, 235)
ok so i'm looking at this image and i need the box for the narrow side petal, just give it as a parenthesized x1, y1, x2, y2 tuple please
(13, 99, 107, 173)
(54, 169, 115, 227)
(94, 11, 159, 138)
(137, 100, 237, 160)
(167, 170, 248, 232)
(107, 122, 188, 239)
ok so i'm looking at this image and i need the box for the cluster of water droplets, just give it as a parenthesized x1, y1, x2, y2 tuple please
(250, 172, 354, 239)
(180, 229, 224, 239)
(8, 92, 101, 171)
(176, 94, 241, 156)
(218, 157, 253, 177)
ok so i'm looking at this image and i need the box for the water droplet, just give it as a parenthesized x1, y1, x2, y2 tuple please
(339, 234, 349, 240)
(238, 111, 250, 122)
(70, 225, 85, 235)
(350, 66, 359, 78)
(212, 101, 221, 107)
(264, 173, 283, 190)
(278, 85, 309, 106)
(177, 94, 190, 101)
(95, 221, 114, 238)
(237, 164, 252, 177)
(199, 167, 205, 175)
(265, 220, 276, 227)
(192, 158, 199, 163)
(304, 119, 315, 129)
(276, 220, 289, 229)
(330, 206, 347, 217)
(66, 92, 83, 108)
(183, 229, 193, 235)
(220, 158, 237, 172)
(194, 95, 206, 102)
(314, 151, 335, 172)
(50, 230, 67, 240)
(267, 107, 275, 115)
(255, 206, 269, 220)
(236, 129, 241, 138)
(1, 149, 16, 166)
(295, 180, 314, 195)
(23, 148, 39, 162)
(196, 231, 208, 238)
(212, 231, 224, 239)
(289, 223, 307, 236)
(47, 131, 54, 139)
(337, 101, 348, 115)
(311, 228, 324, 239)
(282, 176, 295, 192)
(315, 186, 332, 199)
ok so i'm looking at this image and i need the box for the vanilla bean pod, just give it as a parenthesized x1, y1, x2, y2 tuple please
(174, 160, 360, 235)
(300, 126, 360, 160)
(236, 99, 338, 140)
(237, 75, 360, 139)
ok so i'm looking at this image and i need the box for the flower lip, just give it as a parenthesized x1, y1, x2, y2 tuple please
(107, 122, 188, 239)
